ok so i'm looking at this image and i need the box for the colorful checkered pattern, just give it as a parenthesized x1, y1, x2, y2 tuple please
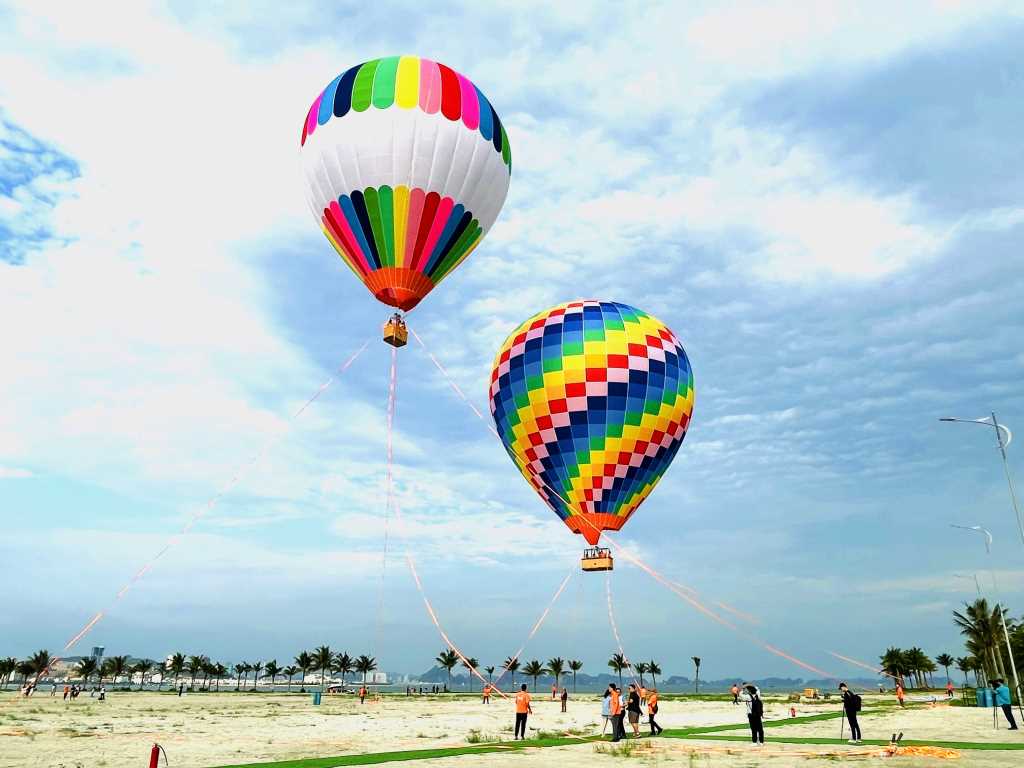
(489, 301, 694, 545)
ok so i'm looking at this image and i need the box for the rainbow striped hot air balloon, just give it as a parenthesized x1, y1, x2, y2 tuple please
(489, 301, 694, 556)
(300, 56, 511, 316)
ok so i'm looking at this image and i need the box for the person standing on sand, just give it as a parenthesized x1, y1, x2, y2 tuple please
(609, 684, 626, 742)
(627, 683, 642, 737)
(839, 683, 862, 744)
(483, 684, 491, 704)
(648, 688, 663, 736)
(98, 685, 106, 701)
(514, 684, 532, 740)
(946, 681, 954, 699)
(895, 683, 905, 708)
(560, 687, 568, 712)
(63, 685, 69, 701)
(51, 683, 57, 697)
(731, 683, 740, 704)
(992, 680, 1018, 730)
(551, 682, 558, 700)
(741, 684, 764, 745)
(359, 685, 367, 704)
(178, 683, 184, 697)
(601, 687, 612, 734)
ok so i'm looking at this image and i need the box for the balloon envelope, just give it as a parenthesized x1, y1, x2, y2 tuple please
(300, 56, 511, 312)
(489, 301, 694, 545)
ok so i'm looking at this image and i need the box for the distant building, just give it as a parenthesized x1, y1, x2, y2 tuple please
(90, 646, 105, 661)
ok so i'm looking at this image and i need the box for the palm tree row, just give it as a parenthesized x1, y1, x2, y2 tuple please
(879, 647, 938, 688)
(430, 651, 660, 693)
(952, 598, 1020, 687)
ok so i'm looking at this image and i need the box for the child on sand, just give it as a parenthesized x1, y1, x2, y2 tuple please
(514, 684, 532, 740)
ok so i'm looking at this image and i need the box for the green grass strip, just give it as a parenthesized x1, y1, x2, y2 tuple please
(678, 734, 1024, 750)
(208, 708, 1023, 768)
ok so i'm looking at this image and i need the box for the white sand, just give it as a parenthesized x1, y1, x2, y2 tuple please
(0, 690, 1020, 768)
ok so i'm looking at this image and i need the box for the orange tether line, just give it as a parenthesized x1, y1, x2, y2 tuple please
(605, 572, 641, 686)
(411, 328, 839, 680)
(59, 340, 370, 657)
(492, 569, 574, 689)
(372, 345, 398, 664)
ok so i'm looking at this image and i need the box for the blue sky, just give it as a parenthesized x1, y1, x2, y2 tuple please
(2, 0, 1023, 681)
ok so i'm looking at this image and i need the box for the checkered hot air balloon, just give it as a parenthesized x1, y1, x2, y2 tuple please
(489, 301, 694, 546)
(300, 56, 511, 314)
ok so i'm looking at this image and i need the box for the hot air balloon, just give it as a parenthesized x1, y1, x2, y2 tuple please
(299, 56, 511, 346)
(489, 301, 694, 571)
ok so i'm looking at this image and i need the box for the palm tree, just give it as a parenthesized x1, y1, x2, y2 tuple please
(169, 653, 186, 689)
(294, 651, 313, 691)
(0, 657, 17, 689)
(313, 646, 332, 691)
(16, 660, 33, 687)
(99, 658, 115, 685)
(503, 657, 520, 686)
(436, 650, 459, 690)
(264, 660, 281, 689)
(283, 665, 299, 691)
(880, 647, 906, 687)
(235, 662, 251, 690)
(484, 666, 495, 683)
(634, 662, 649, 688)
(568, 660, 583, 692)
(211, 663, 227, 691)
(546, 657, 565, 691)
(251, 660, 264, 689)
(462, 657, 479, 690)
(954, 599, 1009, 683)
(74, 658, 98, 688)
(523, 660, 545, 692)
(648, 660, 661, 688)
(355, 655, 377, 684)
(935, 653, 954, 684)
(187, 656, 206, 690)
(334, 653, 354, 689)
(200, 660, 217, 690)
(692, 657, 701, 694)
(608, 654, 626, 688)
(955, 656, 973, 687)
(28, 649, 55, 684)
(133, 660, 155, 690)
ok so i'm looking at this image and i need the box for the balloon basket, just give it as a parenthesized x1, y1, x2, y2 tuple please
(581, 547, 613, 572)
(383, 313, 408, 348)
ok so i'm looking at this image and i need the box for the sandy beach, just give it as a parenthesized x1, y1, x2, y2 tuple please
(2, 690, 1022, 768)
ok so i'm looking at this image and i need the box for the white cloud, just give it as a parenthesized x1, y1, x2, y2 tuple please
(0, 465, 33, 479)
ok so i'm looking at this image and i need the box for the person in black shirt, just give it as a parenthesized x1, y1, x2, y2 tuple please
(626, 683, 642, 737)
(839, 683, 862, 743)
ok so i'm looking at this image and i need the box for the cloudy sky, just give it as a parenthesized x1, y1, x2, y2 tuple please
(2, 0, 1023, 681)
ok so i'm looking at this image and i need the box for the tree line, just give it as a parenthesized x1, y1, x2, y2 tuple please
(430, 651, 663, 692)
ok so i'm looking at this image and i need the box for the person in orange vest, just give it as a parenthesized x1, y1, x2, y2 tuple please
(482, 683, 491, 704)
(609, 683, 626, 742)
(514, 684, 532, 740)
(359, 685, 367, 704)
(895, 682, 905, 708)
(731, 683, 740, 705)
(946, 680, 954, 699)
(647, 688, 663, 736)
(551, 682, 558, 700)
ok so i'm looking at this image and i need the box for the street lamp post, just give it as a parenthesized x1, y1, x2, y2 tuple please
(950, 524, 1022, 718)
(940, 414, 1024, 547)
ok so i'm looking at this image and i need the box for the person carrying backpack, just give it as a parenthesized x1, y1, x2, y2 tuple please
(741, 683, 764, 745)
(839, 683, 862, 743)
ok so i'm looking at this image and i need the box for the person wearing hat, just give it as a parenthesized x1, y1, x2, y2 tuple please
(991, 680, 1018, 730)
(740, 683, 764, 745)
(839, 682, 862, 743)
